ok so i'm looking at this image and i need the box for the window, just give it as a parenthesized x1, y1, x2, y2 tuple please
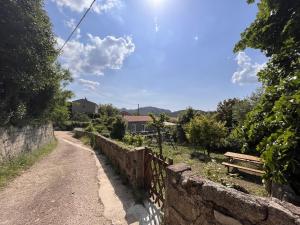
(132, 124, 136, 133)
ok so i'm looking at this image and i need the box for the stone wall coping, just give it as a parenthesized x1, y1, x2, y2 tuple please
(167, 163, 300, 224)
(167, 163, 191, 173)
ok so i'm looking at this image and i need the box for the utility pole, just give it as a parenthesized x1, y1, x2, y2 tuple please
(137, 104, 140, 116)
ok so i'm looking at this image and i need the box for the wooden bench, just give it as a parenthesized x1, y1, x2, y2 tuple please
(222, 152, 265, 176)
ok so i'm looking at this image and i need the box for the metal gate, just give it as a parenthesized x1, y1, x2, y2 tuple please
(144, 148, 173, 208)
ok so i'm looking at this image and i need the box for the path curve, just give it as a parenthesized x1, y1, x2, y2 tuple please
(0, 131, 159, 225)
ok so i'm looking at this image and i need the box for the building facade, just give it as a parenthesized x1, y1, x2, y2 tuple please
(123, 115, 153, 133)
(72, 98, 98, 114)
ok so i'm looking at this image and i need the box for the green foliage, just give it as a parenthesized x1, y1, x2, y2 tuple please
(175, 107, 196, 143)
(98, 104, 119, 117)
(123, 133, 144, 147)
(72, 112, 91, 122)
(232, 88, 263, 126)
(235, 0, 300, 193)
(0, 0, 72, 126)
(178, 107, 195, 124)
(185, 115, 227, 155)
(110, 117, 126, 140)
(216, 98, 239, 129)
(84, 123, 96, 133)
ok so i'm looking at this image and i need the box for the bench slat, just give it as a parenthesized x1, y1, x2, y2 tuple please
(222, 162, 265, 175)
(224, 152, 262, 164)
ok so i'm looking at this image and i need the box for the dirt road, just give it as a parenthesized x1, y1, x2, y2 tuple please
(0, 131, 159, 225)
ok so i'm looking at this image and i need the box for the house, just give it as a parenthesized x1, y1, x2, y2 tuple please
(72, 98, 99, 114)
(123, 115, 153, 133)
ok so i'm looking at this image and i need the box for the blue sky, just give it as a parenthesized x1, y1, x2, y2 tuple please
(45, 0, 266, 111)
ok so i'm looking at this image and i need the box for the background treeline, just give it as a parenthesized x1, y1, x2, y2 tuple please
(0, 0, 72, 127)
(170, 88, 262, 153)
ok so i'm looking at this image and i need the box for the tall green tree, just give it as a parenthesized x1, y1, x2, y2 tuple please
(235, 0, 300, 195)
(176, 107, 196, 143)
(216, 98, 239, 129)
(0, 0, 72, 126)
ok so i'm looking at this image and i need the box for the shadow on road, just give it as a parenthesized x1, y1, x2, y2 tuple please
(96, 153, 163, 225)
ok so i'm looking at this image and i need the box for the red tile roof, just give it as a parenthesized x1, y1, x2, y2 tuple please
(123, 115, 152, 122)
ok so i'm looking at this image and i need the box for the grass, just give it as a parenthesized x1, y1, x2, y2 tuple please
(151, 143, 268, 197)
(0, 140, 57, 189)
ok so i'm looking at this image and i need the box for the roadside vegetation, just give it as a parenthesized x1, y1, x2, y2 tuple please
(0, 140, 57, 188)
(0, 1, 73, 128)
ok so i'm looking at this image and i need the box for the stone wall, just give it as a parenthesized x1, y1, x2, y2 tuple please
(0, 123, 54, 162)
(164, 163, 300, 225)
(74, 129, 145, 188)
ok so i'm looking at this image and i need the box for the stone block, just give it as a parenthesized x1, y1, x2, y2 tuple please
(266, 200, 300, 225)
(214, 210, 242, 225)
(167, 185, 201, 221)
(164, 206, 190, 225)
(201, 181, 268, 223)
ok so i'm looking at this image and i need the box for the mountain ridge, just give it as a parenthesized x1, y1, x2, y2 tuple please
(120, 106, 210, 117)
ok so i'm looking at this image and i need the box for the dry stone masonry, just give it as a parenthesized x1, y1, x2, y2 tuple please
(0, 123, 54, 162)
(74, 129, 145, 188)
(164, 163, 300, 225)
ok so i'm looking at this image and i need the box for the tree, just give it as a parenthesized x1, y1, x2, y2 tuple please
(235, 0, 300, 195)
(149, 113, 168, 155)
(216, 98, 239, 130)
(110, 117, 126, 140)
(232, 88, 263, 125)
(185, 115, 227, 156)
(0, 0, 72, 126)
(98, 104, 119, 117)
(178, 107, 195, 124)
(176, 107, 196, 143)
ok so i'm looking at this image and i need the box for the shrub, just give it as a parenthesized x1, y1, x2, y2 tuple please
(72, 112, 91, 122)
(185, 115, 227, 155)
(85, 123, 96, 133)
(122, 133, 144, 147)
(110, 117, 126, 140)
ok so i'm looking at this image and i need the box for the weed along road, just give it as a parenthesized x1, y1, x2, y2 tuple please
(0, 131, 151, 225)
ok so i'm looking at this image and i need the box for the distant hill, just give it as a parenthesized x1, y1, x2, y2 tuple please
(120, 106, 213, 117)
(120, 106, 172, 116)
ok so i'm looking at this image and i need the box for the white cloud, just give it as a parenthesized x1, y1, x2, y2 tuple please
(52, 0, 121, 13)
(232, 52, 266, 85)
(194, 36, 199, 41)
(57, 33, 135, 77)
(78, 78, 100, 90)
(64, 18, 81, 39)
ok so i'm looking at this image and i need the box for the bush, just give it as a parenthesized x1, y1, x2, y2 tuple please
(185, 115, 227, 155)
(110, 117, 126, 140)
(84, 123, 96, 133)
(72, 112, 91, 122)
(123, 134, 144, 147)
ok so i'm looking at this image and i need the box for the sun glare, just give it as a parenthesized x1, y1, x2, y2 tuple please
(151, 0, 164, 8)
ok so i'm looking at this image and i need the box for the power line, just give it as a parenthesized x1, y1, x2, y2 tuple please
(58, 0, 96, 54)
